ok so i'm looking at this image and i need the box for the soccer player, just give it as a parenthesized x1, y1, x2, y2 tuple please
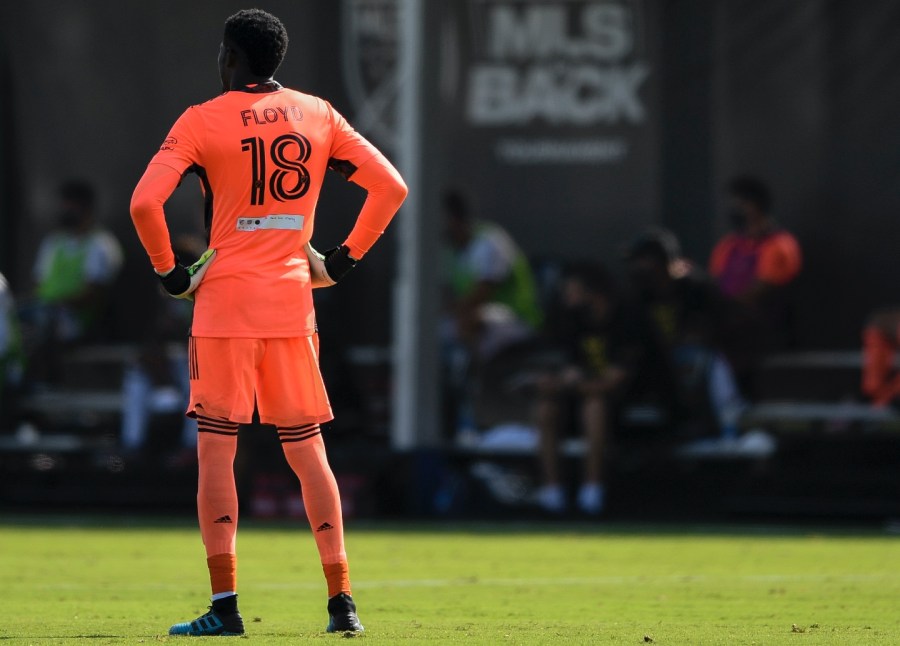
(129, 9, 407, 636)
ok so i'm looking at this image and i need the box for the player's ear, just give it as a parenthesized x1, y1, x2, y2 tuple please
(223, 46, 238, 68)
(218, 42, 237, 69)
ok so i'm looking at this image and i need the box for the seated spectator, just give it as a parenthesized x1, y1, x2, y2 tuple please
(442, 189, 542, 358)
(626, 228, 746, 441)
(533, 263, 667, 515)
(441, 189, 542, 438)
(709, 176, 802, 393)
(21, 180, 123, 384)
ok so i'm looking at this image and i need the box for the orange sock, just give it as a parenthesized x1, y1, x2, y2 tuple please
(279, 428, 351, 595)
(323, 561, 351, 598)
(196, 417, 240, 593)
(208, 553, 237, 595)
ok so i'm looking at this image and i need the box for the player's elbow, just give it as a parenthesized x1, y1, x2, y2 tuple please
(375, 158, 408, 208)
(389, 176, 409, 208)
(130, 192, 150, 223)
(131, 189, 169, 229)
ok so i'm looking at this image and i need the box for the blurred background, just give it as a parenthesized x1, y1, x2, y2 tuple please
(1, 0, 900, 523)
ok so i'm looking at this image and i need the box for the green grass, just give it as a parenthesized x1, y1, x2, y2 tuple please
(1, 517, 899, 644)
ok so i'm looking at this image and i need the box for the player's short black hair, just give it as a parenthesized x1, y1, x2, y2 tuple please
(224, 9, 289, 78)
(59, 180, 96, 209)
(728, 175, 772, 213)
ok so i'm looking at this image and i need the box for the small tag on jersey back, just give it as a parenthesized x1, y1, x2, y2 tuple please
(236, 215, 305, 232)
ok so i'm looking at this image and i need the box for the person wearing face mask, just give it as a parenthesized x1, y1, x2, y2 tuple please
(709, 176, 802, 340)
(709, 175, 802, 395)
(24, 180, 123, 384)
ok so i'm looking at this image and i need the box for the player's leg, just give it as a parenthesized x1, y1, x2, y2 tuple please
(168, 416, 245, 636)
(257, 336, 363, 632)
(196, 416, 240, 591)
(279, 430, 362, 632)
(169, 336, 258, 637)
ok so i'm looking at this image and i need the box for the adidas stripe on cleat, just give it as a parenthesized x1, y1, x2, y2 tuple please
(169, 597, 244, 636)
(326, 592, 364, 633)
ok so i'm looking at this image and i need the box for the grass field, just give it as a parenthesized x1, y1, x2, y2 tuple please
(1, 516, 899, 644)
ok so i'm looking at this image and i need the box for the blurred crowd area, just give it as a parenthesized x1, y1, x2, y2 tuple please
(1, 174, 897, 520)
(2, 1, 900, 519)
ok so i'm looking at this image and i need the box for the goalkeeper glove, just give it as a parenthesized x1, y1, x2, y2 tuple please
(323, 245, 358, 284)
(157, 248, 217, 300)
(305, 242, 336, 288)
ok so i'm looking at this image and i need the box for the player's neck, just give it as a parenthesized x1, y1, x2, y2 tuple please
(228, 71, 279, 92)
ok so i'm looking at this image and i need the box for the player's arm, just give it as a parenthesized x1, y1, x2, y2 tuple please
(131, 163, 217, 299)
(343, 153, 408, 260)
(130, 108, 215, 299)
(319, 153, 408, 284)
(319, 104, 408, 283)
(130, 163, 182, 274)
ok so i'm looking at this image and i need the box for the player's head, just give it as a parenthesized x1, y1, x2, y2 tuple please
(442, 189, 473, 249)
(727, 174, 772, 228)
(219, 9, 289, 90)
(58, 179, 96, 232)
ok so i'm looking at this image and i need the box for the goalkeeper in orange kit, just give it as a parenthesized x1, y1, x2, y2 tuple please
(129, 8, 407, 636)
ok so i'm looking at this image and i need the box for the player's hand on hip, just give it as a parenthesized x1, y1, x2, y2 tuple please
(157, 249, 217, 300)
(305, 242, 337, 289)
(323, 245, 358, 284)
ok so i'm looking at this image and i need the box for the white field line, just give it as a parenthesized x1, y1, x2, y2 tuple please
(275, 573, 900, 590)
(23, 573, 900, 592)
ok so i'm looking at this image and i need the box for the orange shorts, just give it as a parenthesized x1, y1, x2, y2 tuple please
(187, 335, 333, 427)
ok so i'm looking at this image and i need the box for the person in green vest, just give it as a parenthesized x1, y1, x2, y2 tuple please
(443, 189, 541, 356)
(24, 180, 123, 384)
(32, 181, 123, 342)
(441, 189, 543, 439)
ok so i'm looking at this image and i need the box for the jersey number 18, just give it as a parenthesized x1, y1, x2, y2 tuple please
(240, 134, 312, 205)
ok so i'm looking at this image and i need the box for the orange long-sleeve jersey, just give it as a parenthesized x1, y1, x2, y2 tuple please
(131, 85, 407, 338)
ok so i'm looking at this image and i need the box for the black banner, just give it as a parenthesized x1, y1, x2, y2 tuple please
(437, 0, 661, 261)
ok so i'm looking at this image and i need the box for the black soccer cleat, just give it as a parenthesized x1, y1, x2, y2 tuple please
(325, 592, 364, 633)
(169, 594, 245, 636)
